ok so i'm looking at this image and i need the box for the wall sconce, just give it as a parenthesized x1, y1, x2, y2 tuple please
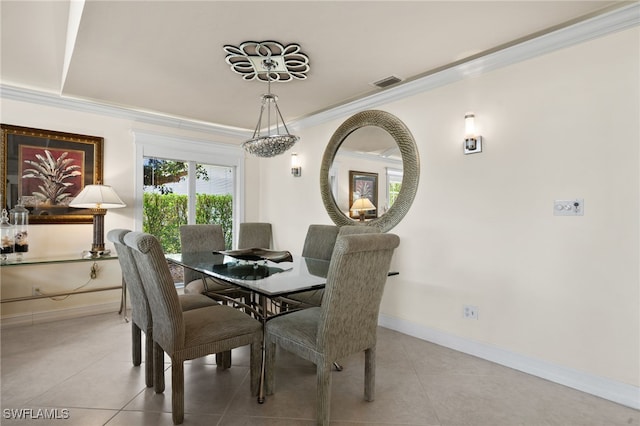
(464, 113, 483, 154)
(291, 152, 302, 177)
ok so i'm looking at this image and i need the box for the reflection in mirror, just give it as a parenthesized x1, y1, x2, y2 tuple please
(320, 110, 419, 232)
(331, 126, 403, 220)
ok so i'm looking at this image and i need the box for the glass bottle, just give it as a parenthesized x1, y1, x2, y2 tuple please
(10, 198, 29, 260)
(0, 209, 15, 262)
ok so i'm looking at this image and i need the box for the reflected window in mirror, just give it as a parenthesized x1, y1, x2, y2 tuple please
(386, 168, 403, 214)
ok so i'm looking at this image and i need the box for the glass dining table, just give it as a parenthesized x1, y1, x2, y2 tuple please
(166, 251, 329, 301)
(166, 251, 330, 402)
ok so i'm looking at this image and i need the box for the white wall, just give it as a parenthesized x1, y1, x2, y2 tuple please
(257, 27, 640, 403)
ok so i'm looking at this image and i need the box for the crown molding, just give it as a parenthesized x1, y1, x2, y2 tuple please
(0, 85, 251, 140)
(289, 2, 640, 130)
(2, 3, 638, 135)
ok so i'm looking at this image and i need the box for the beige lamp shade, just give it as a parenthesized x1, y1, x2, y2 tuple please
(350, 197, 376, 212)
(69, 185, 126, 209)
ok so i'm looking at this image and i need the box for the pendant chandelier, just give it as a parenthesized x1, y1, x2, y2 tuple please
(224, 41, 309, 158)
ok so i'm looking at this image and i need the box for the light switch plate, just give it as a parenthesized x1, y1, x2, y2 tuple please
(554, 199, 584, 216)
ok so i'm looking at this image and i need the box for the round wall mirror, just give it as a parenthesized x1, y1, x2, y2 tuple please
(320, 110, 420, 232)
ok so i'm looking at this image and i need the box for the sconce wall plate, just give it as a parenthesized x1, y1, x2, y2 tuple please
(464, 136, 483, 154)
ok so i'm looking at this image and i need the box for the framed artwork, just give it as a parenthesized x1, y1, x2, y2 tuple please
(349, 170, 378, 220)
(1, 124, 104, 224)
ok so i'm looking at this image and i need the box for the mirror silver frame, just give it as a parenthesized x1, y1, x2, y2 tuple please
(320, 110, 420, 232)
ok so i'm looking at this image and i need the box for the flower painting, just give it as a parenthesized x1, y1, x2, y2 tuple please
(20, 147, 84, 206)
(1, 124, 103, 224)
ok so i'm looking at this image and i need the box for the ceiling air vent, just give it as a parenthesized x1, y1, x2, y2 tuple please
(372, 75, 402, 89)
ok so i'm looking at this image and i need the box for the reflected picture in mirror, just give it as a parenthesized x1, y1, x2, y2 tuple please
(349, 171, 378, 220)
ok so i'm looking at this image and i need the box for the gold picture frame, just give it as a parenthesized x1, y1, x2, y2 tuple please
(349, 170, 378, 220)
(1, 124, 104, 224)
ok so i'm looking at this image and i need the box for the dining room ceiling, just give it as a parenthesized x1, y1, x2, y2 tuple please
(0, 1, 619, 133)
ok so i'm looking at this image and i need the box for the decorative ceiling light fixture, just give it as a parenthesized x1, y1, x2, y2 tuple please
(224, 41, 309, 157)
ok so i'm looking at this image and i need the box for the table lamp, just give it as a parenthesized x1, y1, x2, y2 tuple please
(69, 184, 126, 257)
(350, 197, 376, 222)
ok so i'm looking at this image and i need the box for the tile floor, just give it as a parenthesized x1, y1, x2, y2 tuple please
(1, 312, 638, 426)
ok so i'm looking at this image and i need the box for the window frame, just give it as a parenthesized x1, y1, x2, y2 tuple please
(133, 130, 245, 245)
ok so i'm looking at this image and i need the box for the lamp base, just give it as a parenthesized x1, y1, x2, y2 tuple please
(82, 249, 111, 259)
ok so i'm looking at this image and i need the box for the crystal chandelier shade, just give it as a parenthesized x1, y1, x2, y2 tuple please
(242, 83, 299, 158)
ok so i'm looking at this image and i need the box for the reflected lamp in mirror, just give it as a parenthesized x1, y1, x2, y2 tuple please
(464, 113, 483, 154)
(69, 184, 126, 257)
(350, 197, 376, 222)
(291, 152, 301, 177)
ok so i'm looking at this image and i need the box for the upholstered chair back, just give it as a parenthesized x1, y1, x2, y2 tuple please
(301, 224, 340, 261)
(238, 222, 272, 249)
(317, 233, 400, 360)
(337, 224, 380, 237)
(125, 231, 184, 355)
(179, 224, 225, 285)
(107, 229, 151, 331)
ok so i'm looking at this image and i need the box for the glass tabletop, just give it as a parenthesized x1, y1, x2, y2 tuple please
(166, 252, 330, 297)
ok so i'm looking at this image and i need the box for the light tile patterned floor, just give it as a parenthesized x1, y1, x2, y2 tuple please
(1, 312, 638, 425)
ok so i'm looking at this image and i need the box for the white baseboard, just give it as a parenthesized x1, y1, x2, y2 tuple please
(1, 301, 123, 328)
(378, 313, 640, 410)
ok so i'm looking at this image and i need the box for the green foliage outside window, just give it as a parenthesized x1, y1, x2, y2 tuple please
(195, 193, 233, 249)
(143, 193, 233, 253)
(389, 182, 401, 207)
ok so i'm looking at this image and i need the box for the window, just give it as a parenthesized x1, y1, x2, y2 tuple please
(134, 131, 244, 253)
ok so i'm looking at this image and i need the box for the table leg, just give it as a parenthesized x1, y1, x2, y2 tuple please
(258, 294, 267, 404)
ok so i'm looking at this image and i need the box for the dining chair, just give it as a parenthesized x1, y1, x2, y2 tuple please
(179, 224, 230, 295)
(264, 232, 400, 426)
(181, 224, 255, 365)
(107, 229, 219, 387)
(288, 224, 379, 307)
(124, 231, 263, 425)
(336, 224, 381, 237)
(301, 224, 340, 261)
(238, 222, 272, 249)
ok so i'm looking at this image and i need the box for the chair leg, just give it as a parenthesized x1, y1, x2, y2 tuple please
(364, 347, 375, 402)
(251, 340, 262, 396)
(144, 332, 154, 387)
(215, 351, 232, 369)
(264, 338, 275, 395)
(132, 323, 141, 366)
(153, 342, 165, 393)
(172, 359, 184, 425)
(316, 360, 332, 426)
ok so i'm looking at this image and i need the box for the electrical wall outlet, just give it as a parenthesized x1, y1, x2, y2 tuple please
(463, 305, 479, 320)
(32, 286, 40, 296)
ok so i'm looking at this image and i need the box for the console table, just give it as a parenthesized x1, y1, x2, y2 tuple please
(0, 255, 126, 320)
